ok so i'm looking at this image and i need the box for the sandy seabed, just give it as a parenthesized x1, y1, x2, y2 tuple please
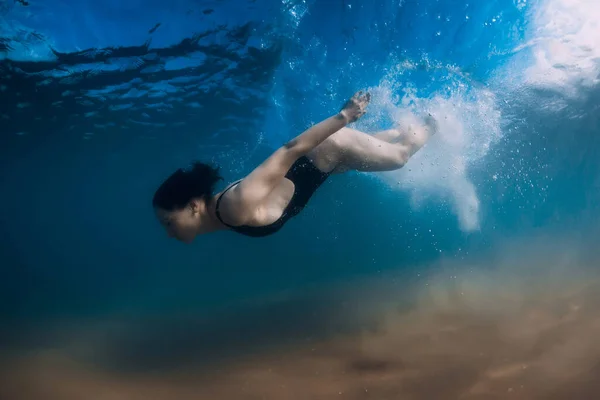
(2, 232, 600, 400)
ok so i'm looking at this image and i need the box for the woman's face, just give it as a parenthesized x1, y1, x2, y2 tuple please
(154, 204, 200, 243)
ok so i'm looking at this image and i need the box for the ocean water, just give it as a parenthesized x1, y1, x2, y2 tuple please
(1, 0, 600, 398)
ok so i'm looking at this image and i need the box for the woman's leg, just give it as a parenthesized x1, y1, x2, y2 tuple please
(308, 114, 437, 174)
(371, 128, 404, 143)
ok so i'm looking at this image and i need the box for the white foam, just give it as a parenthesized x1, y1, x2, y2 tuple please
(520, 0, 600, 98)
(353, 0, 600, 232)
(355, 63, 502, 232)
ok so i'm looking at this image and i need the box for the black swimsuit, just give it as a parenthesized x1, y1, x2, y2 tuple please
(214, 156, 330, 237)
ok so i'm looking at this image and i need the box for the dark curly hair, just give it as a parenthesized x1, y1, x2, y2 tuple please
(152, 161, 223, 211)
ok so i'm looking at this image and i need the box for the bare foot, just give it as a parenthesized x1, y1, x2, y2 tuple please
(424, 113, 439, 136)
(340, 90, 371, 123)
(393, 113, 437, 148)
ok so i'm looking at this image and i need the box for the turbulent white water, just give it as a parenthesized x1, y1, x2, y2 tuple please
(353, 60, 502, 233)
(354, 0, 600, 233)
(522, 0, 600, 99)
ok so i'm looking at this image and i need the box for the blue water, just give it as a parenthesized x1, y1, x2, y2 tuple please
(1, 0, 600, 397)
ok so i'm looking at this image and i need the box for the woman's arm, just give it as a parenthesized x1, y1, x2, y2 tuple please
(279, 91, 370, 155)
(224, 91, 370, 219)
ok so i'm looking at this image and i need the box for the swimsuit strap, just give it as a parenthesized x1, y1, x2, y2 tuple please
(214, 180, 242, 228)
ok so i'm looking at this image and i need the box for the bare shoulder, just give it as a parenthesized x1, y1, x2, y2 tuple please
(214, 181, 252, 226)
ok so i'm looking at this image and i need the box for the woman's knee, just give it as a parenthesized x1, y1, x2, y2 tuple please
(320, 131, 353, 159)
(394, 146, 409, 168)
(309, 135, 345, 172)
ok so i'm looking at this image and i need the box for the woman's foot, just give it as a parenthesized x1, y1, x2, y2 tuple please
(339, 90, 371, 123)
(397, 112, 438, 149)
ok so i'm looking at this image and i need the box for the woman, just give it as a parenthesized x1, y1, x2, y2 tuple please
(153, 90, 437, 242)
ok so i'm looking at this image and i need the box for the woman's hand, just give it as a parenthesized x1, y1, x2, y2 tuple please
(339, 90, 371, 123)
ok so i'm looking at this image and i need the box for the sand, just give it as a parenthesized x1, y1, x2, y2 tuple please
(2, 232, 600, 399)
